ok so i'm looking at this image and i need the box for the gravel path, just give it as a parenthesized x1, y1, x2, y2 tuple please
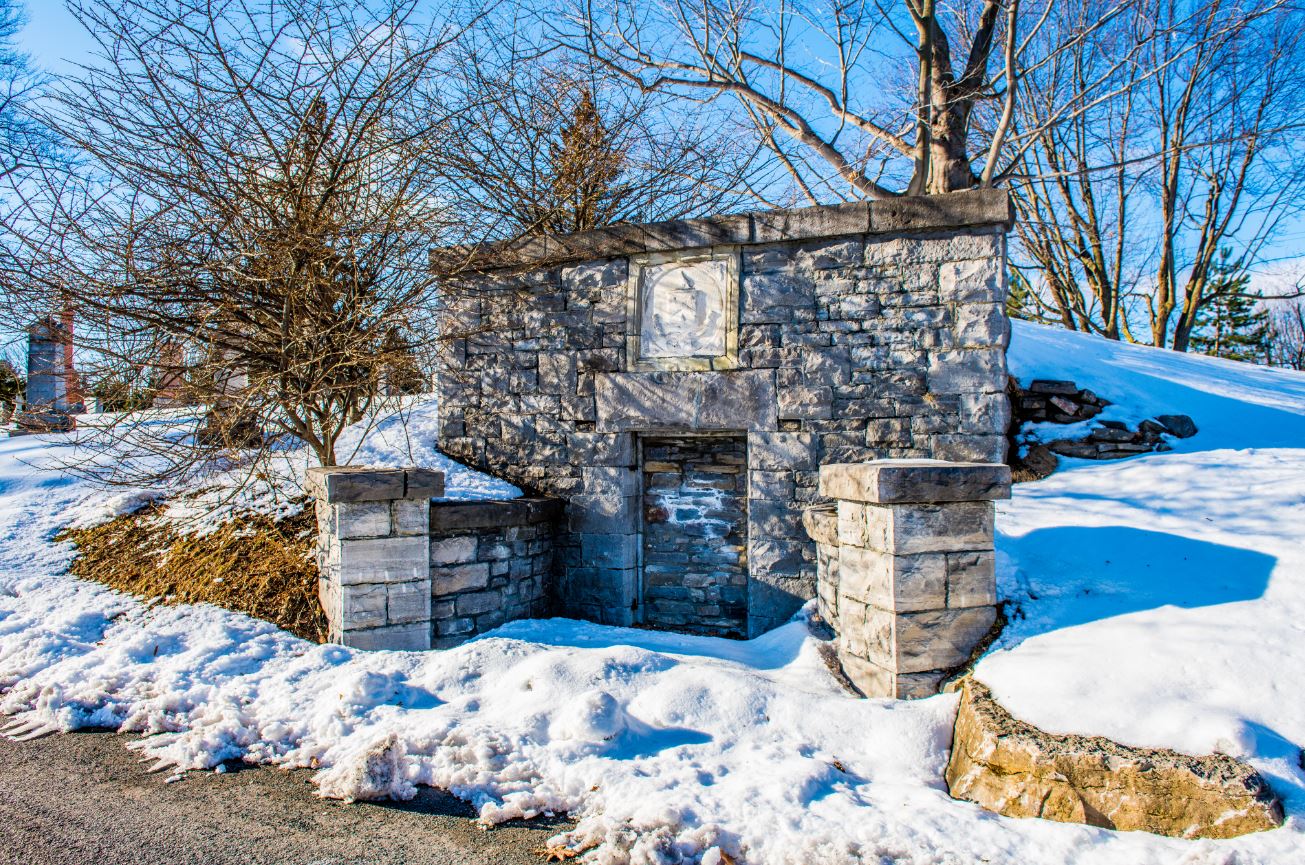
(0, 730, 566, 865)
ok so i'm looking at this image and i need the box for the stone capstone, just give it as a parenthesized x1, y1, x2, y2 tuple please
(946, 680, 1285, 839)
(306, 466, 445, 503)
(819, 460, 1011, 504)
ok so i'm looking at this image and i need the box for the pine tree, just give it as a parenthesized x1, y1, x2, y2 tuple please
(1189, 249, 1272, 363)
(539, 86, 626, 235)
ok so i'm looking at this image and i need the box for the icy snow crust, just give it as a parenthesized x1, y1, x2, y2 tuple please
(1, 322, 1304, 863)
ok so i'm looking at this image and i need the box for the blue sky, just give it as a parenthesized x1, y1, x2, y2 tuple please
(11, 0, 1304, 294)
(19, 1, 93, 75)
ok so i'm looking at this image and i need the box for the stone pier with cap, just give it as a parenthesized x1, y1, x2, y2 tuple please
(307, 465, 444, 650)
(808, 459, 1011, 698)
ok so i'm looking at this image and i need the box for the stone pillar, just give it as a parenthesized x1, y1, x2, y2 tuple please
(817, 460, 1010, 699)
(306, 466, 444, 651)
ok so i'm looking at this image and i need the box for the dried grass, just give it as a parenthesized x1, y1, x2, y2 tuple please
(59, 505, 328, 642)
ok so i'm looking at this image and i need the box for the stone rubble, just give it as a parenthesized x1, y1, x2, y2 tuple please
(1008, 377, 1198, 479)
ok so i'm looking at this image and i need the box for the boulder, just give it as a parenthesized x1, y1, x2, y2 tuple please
(1156, 414, 1198, 438)
(946, 680, 1284, 840)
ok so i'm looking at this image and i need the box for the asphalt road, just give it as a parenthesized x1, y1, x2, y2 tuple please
(0, 730, 567, 865)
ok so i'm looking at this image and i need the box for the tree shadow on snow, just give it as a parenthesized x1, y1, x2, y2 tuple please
(997, 524, 1276, 637)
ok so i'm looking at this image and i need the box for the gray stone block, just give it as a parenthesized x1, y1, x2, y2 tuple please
(820, 460, 1011, 504)
(568, 494, 638, 534)
(837, 500, 994, 555)
(580, 533, 639, 569)
(307, 466, 406, 503)
(405, 468, 446, 499)
(938, 258, 1003, 304)
(456, 590, 502, 616)
(392, 499, 429, 536)
(868, 189, 1013, 234)
(429, 498, 562, 531)
(430, 536, 476, 565)
(432, 562, 490, 594)
(752, 202, 870, 242)
(946, 550, 997, 608)
(594, 371, 778, 432)
(340, 584, 387, 630)
(342, 622, 430, 652)
(927, 349, 1007, 395)
(749, 432, 817, 470)
(387, 580, 432, 624)
(338, 536, 429, 585)
(840, 546, 948, 612)
(893, 605, 997, 673)
(333, 501, 391, 539)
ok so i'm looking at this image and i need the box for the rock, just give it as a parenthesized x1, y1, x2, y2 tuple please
(1028, 379, 1079, 396)
(946, 680, 1284, 839)
(1087, 426, 1137, 444)
(1138, 419, 1166, 435)
(1046, 440, 1104, 459)
(1157, 414, 1198, 438)
(1011, 444, 1057, 483)
(1098, 420, 1128, 431)
(1048, 396, 1078, 416)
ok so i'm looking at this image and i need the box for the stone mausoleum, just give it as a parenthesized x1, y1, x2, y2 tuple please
(311, 188, 1015, 698)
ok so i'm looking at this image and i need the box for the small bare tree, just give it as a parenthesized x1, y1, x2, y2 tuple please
(2, 0, 471, 487)
(1269, 298, 1305, 370)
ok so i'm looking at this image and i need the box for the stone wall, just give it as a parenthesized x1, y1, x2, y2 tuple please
(428, 498, 559, 647)
(310, 466, 560, 651)
(641, 435, 749, 637)
(309, 466, 443, 651)
(436, 189, 1013, 636)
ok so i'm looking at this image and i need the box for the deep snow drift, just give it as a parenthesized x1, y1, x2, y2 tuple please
(1, 321, 1304, 864)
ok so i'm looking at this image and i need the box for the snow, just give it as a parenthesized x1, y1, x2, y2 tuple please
(1, 321, 1304, 863)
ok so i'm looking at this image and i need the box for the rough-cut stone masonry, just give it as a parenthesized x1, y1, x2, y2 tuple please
(309, 466, 444, 650)
(947, 679, 1284, 838)
(642, 436, 749, 637)
(309, 466, 560, 650)
(810, 460, 1010, 698)
(428, 498, 559, 648)
(435, 189, 1014, 636)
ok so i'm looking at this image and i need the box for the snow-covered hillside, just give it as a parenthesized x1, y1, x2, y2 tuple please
(1, 321, 1303, 865)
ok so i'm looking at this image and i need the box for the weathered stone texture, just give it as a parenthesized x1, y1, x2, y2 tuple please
(312, 467, 437, 650)
(437, 192, 1012, 636)
(809, 460, 1002, 698)
(642, 436, 749, 637)
(947, 680, 1284, 839)
(427, 498, 559, 648)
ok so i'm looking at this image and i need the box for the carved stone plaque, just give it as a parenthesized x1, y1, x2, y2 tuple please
(640, 259, 729, 358)
(627, 248, 738, 371)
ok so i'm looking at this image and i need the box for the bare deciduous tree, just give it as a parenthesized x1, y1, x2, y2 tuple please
(566, 0, 1138, 199)
(1008, 0, 1305, 349)
(2, 0, 471, 484)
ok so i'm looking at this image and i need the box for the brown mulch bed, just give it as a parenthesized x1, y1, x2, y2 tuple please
(57, 505, 328, 642)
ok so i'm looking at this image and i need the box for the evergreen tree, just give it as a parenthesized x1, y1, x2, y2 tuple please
(1189, 249, 1271, 363)
(536, 85, 626, 235)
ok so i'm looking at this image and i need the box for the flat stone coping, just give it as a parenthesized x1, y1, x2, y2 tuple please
(433, 189, 1013, 273)
(820, 460, 1011, 504)
(306, 466, 445, 503)
(429, 497, 563, 532)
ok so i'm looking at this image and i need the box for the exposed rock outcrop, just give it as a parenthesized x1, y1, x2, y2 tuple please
(946, 680, 1285, 839)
